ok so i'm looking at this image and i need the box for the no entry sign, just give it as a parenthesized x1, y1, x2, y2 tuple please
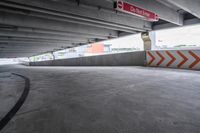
(114, 0, 159, 21)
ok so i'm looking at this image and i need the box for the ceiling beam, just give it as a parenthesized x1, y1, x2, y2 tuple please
(0, 7, 148, 33)
(15, 27, 109, 39)
(0, 0, 151, 32)
(0, 30, 91, 42)
(0, 26, 109, 39)
(0, 12, 118, 38)
(53, 0, 183, 26)
(164, 0, 200, 19)
(0, 48, 65, 52)
(0, 37, 88, 43)
(153, 18, 200, 30)
(0, 42, 71, 47)
(0, 52, 47, 58)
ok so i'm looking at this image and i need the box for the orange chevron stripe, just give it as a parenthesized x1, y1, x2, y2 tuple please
(147, 51, 155, 65)
(166, 51, 176, 67)
(156, 51, 165, 66)
(177, 51, 188, 68)
(188, 51, 200, 69)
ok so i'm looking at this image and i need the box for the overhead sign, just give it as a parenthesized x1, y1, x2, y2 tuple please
(114, 0, 159, 22)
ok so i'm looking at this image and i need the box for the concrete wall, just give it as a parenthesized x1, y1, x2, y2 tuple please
(30, 51, 145, 66)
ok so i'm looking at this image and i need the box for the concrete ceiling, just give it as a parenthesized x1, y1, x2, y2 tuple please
(0, 0, 199, 58)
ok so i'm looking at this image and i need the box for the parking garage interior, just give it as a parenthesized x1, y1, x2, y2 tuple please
(0, 0, 200, 133)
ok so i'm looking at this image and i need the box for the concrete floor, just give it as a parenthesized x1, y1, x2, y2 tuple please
(0, 65, 200, 133)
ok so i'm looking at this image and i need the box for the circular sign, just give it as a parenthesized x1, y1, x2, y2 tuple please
(117, 1, 123, 9)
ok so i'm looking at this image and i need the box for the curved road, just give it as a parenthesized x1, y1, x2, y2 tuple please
(0, 65, 200, 133)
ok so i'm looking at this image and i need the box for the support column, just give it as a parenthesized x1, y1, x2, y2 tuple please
(51, 51, 55, 60)
(28, 57, 31, 62)
(141, 32, 152, 50)
(141, 32, 152, 66)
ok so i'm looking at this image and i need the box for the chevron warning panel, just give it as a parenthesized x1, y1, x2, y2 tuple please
(156, 51, 165, 66)
(177, 51, 188, 68)
(166, 51, 176, 67)
(146, 50, 200, 70)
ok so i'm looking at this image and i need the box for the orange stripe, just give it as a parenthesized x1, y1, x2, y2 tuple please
(177, 51, 188, 68)
(188, 51, 200, 69)
(147, 51, 155, 65)
(166, 51, 176, 67)
(156, 51, 165, 66)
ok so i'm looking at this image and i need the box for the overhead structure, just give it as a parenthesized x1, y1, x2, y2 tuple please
(0, 0, 199, 58)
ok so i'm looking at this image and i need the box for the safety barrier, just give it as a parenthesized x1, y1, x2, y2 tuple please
(146, 50, 200, 70)
(30, 51, 145, 66)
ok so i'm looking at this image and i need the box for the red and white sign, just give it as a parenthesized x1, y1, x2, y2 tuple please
(114, 0, 159, 22)
(146, 50, 200, 70)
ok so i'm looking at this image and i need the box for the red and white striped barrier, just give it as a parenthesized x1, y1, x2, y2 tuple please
(146, 50, 200, 70)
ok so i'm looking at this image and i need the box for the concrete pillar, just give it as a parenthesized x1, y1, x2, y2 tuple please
(141, 32, 152, 50)
(28, 57, 31, 62)
(51, 51, 55, 60)
(34, 56, 36, 62)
